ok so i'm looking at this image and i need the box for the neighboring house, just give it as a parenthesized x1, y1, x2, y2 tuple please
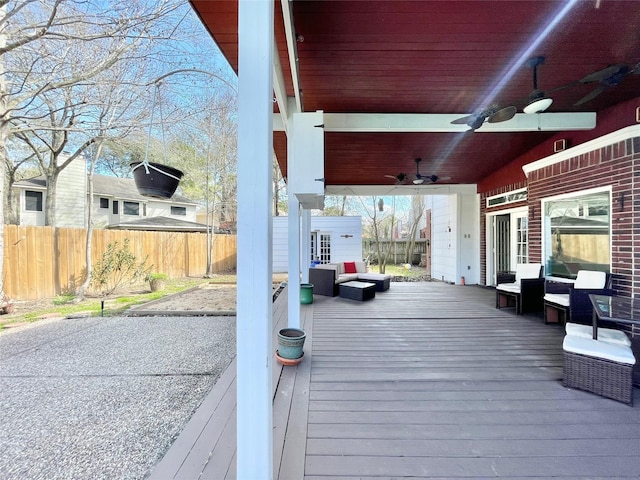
(12, 156, 205, 231)
(272, 216, 362, 273)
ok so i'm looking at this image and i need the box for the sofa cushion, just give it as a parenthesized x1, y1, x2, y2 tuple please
(344, 261, 357, 273)
(355, 261, 366, 273)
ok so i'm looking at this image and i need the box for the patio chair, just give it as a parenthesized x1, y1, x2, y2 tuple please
(543, 270, 613, 324)
(495, 263, 544, 314)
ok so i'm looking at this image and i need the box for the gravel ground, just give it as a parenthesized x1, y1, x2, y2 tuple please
(0, 315, 236, 480)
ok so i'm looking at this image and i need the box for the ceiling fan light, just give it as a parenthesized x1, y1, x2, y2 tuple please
(413, 178, 424, 185)
(523, 97, 553, 114)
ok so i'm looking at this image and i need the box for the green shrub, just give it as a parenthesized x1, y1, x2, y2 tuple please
(91, 238, 150, 295)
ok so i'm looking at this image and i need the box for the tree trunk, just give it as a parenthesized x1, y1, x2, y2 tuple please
(75, 141, 104, 301)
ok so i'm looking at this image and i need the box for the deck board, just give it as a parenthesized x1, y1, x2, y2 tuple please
(149, 282, 640, 479)
(304, 282, 640, 479)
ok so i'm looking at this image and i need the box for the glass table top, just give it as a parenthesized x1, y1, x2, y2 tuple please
(589, 294, 640, 325)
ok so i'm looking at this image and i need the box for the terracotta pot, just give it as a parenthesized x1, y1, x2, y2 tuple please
(130, 161, 184, 199)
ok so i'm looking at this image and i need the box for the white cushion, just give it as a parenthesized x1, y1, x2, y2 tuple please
(574, 270, 607, 289)
(354, 261, 367, 273)
(358, 273, 392, 281)
(563, 335, 636, 365)
(544, 293, 570, 307)
(515, 263, 542, 282)
(496, 282, 520, 294)
(566, 322, 631, 347)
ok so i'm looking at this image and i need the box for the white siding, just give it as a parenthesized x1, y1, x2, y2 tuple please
(430, 195, 457, 283)
(55, 156, 87, 228)
(20, 189, 46, 226)
(429, 194, 480, 285)
(272, 216, 362, 273)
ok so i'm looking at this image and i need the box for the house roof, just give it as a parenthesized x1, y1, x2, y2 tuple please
(106, 216, 209, 232)
(190, 0, 640, 194)
(92, 174, 195, 205)
(14, 174, 197, 205)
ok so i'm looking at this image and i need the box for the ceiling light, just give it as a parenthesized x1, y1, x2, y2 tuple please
(523, 96, 553, 114)
(413, 178, 425, 185)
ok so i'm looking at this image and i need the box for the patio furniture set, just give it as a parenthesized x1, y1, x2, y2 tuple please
(495, 263, 638, 405)
(308, 261, 391, 301)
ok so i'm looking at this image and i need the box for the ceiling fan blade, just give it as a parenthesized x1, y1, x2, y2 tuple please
(574, 85, 607, 106)
(450, 114, 476, 125)
(579, 64, 625, 84)
(487, 105, 516, 123)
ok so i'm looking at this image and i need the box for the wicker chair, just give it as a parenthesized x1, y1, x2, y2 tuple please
(495, 263, 544, 314)
(544, 270, 613, 324)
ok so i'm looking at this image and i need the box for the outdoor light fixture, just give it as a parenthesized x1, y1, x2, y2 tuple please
(523, 95, 553, 114)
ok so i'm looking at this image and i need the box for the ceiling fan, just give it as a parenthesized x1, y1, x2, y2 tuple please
(385, 158, 450, 185)
(451, 56, 561, 131)
(574, 62, 640, 106)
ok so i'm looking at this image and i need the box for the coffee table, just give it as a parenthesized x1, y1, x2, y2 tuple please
(589, 294, 640, 385)
(339, 281, 376, 301)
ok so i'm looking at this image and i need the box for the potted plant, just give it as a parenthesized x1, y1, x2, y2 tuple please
(130, 161, 184, 199)
(275, 327, 306, 366)
(147, 273, 167, 292)
(1, 293, 14, 315)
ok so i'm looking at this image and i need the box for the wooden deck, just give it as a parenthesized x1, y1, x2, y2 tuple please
(149, 282, 640, 479)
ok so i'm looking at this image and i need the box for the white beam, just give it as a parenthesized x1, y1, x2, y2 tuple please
(301, 209, 311, 284)
(272, 112, 597, 132)
(280, 0, 303, 112)
(287, 195, 301, 328)
(325, 183, 478, 197)
(237, 1, 273, 479)
(272, 43, 289, 134)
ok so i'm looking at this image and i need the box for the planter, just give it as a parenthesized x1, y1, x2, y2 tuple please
(300, 283, 314, 304)
(149, 278, 166, 292)
(1, 304, 14, 315)
(277, 327, 306, 361)
(130, 161, 184, 199)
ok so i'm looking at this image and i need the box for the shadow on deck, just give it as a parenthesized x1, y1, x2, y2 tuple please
(149, 282, 640, 479)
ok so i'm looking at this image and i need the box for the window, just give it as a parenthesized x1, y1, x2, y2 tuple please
(113, 201, 119, 214)
(25, 191, 43, 211)
(171, 206, 186, 216)
(99, 197, 109, 209)
(486, 188, 527, 208)
(123, 201, 139, 216)
(515, 215, 528, 264)
(542, 188, 610, 278)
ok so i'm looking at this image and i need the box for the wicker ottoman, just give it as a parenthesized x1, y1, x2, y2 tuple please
(563, 335, 636, 405)
(339, 281, 376, 301)
(357, 273, 391, 292)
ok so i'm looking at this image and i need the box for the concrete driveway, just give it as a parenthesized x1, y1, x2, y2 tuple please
(0, 315, 236, 480)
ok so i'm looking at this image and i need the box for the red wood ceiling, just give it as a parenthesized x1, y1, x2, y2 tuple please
(191, 0, 640, 188)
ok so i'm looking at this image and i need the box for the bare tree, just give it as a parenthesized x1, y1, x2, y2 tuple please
(404, 195, 425, 264)
(1, 0, 237, 300)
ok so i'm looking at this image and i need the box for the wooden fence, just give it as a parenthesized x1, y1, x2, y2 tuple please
(2, 225, 237, 300)
(362, 238, 428, 265)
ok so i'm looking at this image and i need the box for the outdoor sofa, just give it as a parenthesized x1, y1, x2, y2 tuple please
(308, 261, 391, 296)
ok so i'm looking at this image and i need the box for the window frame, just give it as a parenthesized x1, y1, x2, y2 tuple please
(541, 186, 611, 279)
(99, 197, 109, 209)
(171, 206, 187, 216)
(25, 190, 43, 212)
(123, 201, 140, 216)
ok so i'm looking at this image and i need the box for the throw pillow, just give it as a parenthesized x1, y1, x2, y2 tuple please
(344, 261, 357, 274)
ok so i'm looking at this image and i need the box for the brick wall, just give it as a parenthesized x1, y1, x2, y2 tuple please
(528, 137, 640, 297)
(479, 135, 640, 296)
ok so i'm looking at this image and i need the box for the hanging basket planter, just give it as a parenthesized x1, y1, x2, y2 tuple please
(130, 161, 184, 199)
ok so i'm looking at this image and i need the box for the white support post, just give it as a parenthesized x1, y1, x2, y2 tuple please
(301, 209, 311, 283)
(236, 1, 273, 479)
(287, 193, 301, 328)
